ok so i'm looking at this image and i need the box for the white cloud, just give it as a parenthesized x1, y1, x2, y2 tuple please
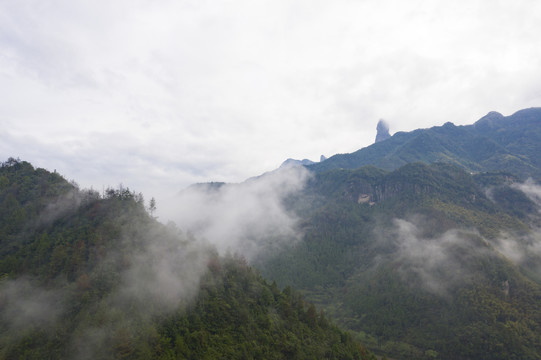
(164, 165, 311, 260)
(0, 277, 66, 331)
(384, 218, 487, 296)
(1, 0, 541, 207)
(494, 180, 541, 274)
(513, 179, 541, 208)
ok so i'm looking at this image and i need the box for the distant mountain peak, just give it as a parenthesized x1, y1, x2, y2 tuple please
(280, 158, 315, 168)
(308, 107, 541, 181)
(281, 155, 328, 168)
(375, 119, 391, 143)
(485, 111, 504, 118)
(479, 111, 504, 121)
(474, 111, 504, 129)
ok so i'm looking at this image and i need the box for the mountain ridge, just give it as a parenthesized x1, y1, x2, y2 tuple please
(307, 107, 541, 180)
(2, 106, 541, 360)
(169, 106, 541, 359)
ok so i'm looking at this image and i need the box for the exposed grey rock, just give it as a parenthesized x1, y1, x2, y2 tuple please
(375, 119, 391, 143)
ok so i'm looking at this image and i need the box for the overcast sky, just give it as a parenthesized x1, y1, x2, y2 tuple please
(1, 0, 541, 210)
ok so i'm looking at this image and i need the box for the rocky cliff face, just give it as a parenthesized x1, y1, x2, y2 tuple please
(375, 119, 391, 143)
(327, 163, 485, 207)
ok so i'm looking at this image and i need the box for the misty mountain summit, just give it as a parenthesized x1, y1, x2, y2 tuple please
(473, 111, 505, 131)
(280, 158, 316, 168)
(375, 119, 391, 143)
(280, 155, 327, 168)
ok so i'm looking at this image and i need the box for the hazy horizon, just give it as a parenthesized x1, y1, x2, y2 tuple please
(2, 0, 541, 216)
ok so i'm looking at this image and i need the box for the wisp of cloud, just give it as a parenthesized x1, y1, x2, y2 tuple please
(164, 165, 311, 261)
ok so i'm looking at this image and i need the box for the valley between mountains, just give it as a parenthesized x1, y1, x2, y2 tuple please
(2, 108, 541, 359)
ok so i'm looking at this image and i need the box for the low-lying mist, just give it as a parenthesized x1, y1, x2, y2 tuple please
(66, 223, 214, 360)
(0, 277, 66, 331)
(3, 163, 540, 356)
(513, 178, 541, 208)
(162, 165, 311, 261)
(373, 217, 488, 296)
(373, 180, 541, 296)
(494, 179, 541, 276)
(0, 164, 312, 358)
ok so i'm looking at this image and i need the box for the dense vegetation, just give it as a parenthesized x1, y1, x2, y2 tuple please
(259, 162, 541, 359)
(0, 158, 373, 360)
(3, 107, 541, 360)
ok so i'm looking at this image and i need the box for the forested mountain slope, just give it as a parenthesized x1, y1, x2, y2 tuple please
(258, 162, 541, 359)
(3, 107, 540, 360)
(0, 158, 373, 360)
(308, 107, 541, 181)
